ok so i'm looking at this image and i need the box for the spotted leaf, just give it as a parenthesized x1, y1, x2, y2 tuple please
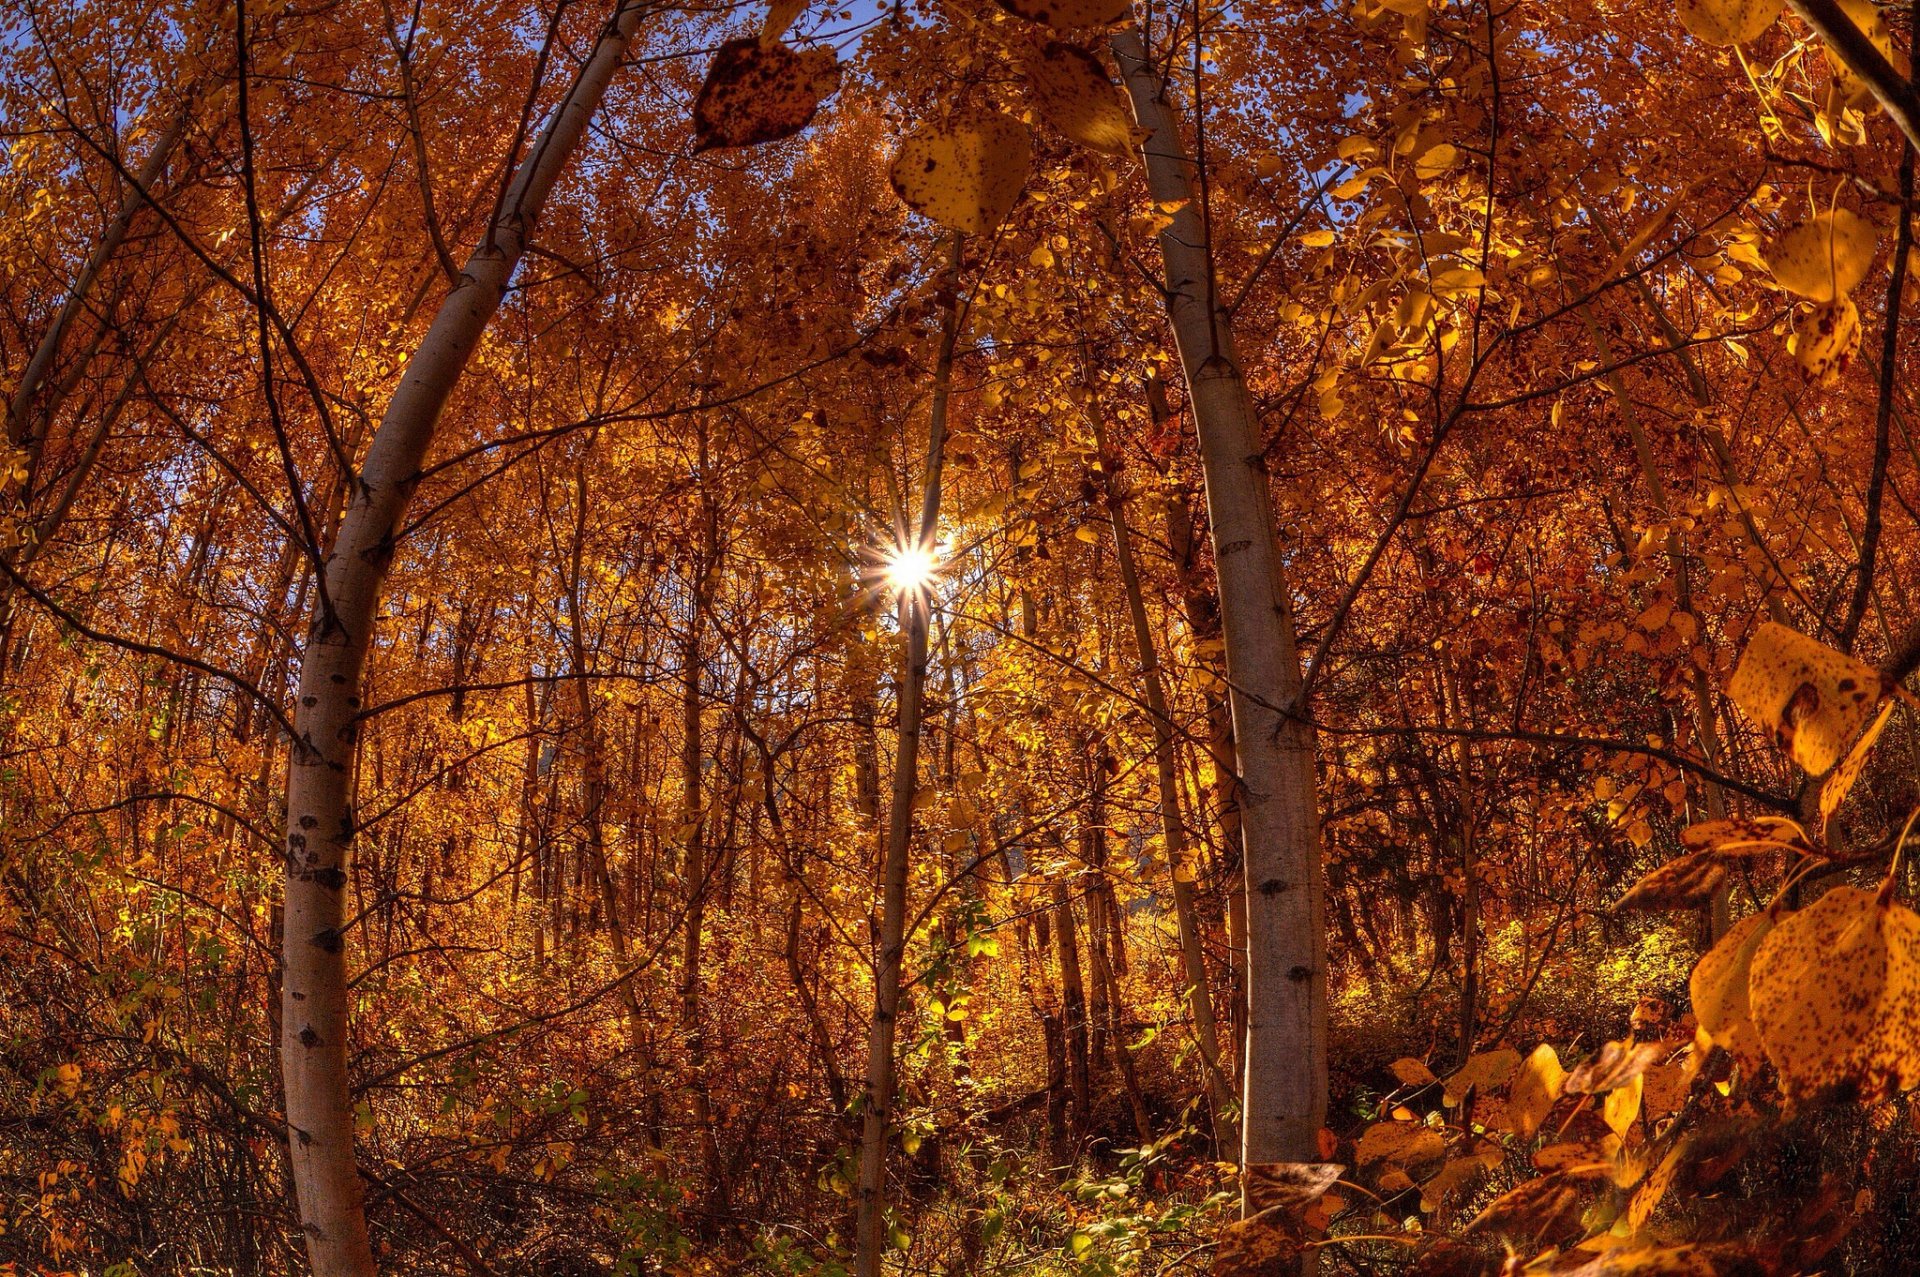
(1726, 621, 1886, 775)
(1691, 909, 1774, 1071)
(692, 39, 839, 152)
(1026, 42, 1137, 155)
(889, 114, 1032, 235)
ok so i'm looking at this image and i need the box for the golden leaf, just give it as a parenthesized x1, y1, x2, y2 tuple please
(889, 114, 1032, 236)
(1675, 0, 1780, 45)
(1509, 1043, 1566, 1139)
(1726, 621, 1886, 774)
(1025, 42, 1137, 156)
(1824, 0, 1910, 107)
(1443, 1047, 1520, 1105)
(1690, 910, 1774, 1071)
(1680, 815, 1813, 857)
(1820, 698, 1893, 828)
(1354, 1119, 1445, 1165)
(1749, 885, 1920, 1102)
(1763, 210, 1878, 303)
(1789, 297, 1863, 386)
(1561, 1242, 1770, 1276)
(1603, 1072, 1643, 1137)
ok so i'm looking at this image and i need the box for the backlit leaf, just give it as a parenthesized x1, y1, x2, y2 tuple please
(1566, 1039, 1665, 1094)
(1726, 621, 1886, 774)
(1025, 42, 1137, 156)
(889, 114, 1032, 235)
(1676, 0, 1780, 45)
(1749, 885, 1920, 1102)
(1790, 297, 1863, 386)
(1764, 210, 1877, 303)
(1691, 910, 1774, 1071)
(1509, 1043, 1566, 1139)
(1443, 1047, 1521, 1105)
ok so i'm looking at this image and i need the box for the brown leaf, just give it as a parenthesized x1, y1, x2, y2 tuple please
(1561, 1242, 1773, 1276)
(1241, 1161, 1343, 1214)
(1679, 815, 1814, 858)
(1615, 851, 1726, 912)
(1026, 42, 1137, 155)
(1390, 1056, 1439, 1087)
(1464, 1170, 1585, 1237)
(692, 39, 839, 152)
(991, 0, 1131, 31)
(1565, 1039, 1665, 1095)
(1749, 884, 1920, 1103)
(1354, 1119, 1445, 1166)
(1443, 1047, 1521, 1105)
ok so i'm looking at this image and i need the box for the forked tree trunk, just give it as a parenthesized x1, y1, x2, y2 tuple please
(1112, 29, 1328, 1178)
(278, 7, 644, 1271)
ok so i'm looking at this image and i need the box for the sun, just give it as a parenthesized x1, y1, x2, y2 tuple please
(883, 545, 939, 594)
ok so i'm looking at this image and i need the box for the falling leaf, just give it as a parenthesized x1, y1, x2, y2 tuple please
(991, 0, 1131, 31)
(1749, 885, 1920, 1102)
(1241, 1161, 1343, 1214)
(1465, 1170, 1585, 1236)
(1675, 0, 1781, 45)
(1509, 1043, 1566, 1139)
(1566, 1039, 1665, 1094)
(692, 39, 839, 152)
(890, 114, 1032, 235)
(1764, 210, 1878, 303)
(1025, 42, 1137, 156)
(1691, 910, 1774, 1071)
(1726, 621, 1886, 775)
(1615, 852, 1727, 912)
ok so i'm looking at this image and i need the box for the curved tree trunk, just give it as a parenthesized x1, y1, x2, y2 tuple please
(1112, 29, 1328, 1180)
(278, 8, 645, 1271)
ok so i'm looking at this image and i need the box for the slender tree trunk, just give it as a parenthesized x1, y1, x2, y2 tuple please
(853, 239, 962, 1277)
(278, 9, 644, 1271)
(1097, 402, 1237, 1151)
(1113, 30, 1327, 1179)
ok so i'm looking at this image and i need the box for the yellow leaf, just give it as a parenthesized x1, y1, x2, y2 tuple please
(1764, 210, 1878, 303)
(1603, 1073, 1642, 1137)
(1025, 42, 1136, 157)
(1389, 1057, 1438, 1087)
(890, 114, 1032, 236)
(1298, 228, 1337, 248)
(1443, 1047, 1521, 1105)
(1354, 1120, 1445, 1165)
(1675, 0, 1780, 45)
(1821, 699, 1893, 827)
(1509, 1044, 1566, 1139)
(1750, 885, 1920, 1102)
(1413, 143, 1459, 179)
(1690, 909, 1774, 1072)
(1726, 621, 1886, 774)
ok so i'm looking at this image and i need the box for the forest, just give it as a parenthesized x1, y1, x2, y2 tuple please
(10, 0, 1920, 1272)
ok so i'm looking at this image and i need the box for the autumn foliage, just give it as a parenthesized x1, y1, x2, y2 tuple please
(11, 0, 1920, 1273)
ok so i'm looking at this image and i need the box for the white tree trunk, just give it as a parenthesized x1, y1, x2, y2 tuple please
(1111, 29, 1327, 1176)
(279, 7, 645, 1271)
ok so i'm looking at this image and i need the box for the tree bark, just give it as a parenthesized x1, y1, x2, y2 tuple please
(853, 240, 961, 1277)
(1113, 28, 1327, 1179)
(278, 8, 645, 1271)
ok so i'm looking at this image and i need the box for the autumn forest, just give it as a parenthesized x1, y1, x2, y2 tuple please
(13, 0, 1920, 1272)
